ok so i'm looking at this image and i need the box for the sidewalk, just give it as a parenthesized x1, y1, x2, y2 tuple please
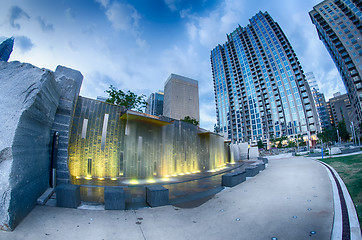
(0, 156, 337, 239)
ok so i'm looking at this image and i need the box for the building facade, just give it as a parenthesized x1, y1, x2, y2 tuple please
(327, 92, 355, 132)
(163, 73, 199, 122)
(0, 37, 14, 62)
(305, 72, 331, 129)
(309, 0, 362, 125)
(145, 91, 164, 116)
(211, 12, 320, 143)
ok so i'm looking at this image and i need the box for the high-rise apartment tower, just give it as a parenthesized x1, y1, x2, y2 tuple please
(211, 12, 320, 143)
(0, 37, 14, 62)
(328, 92, 354, 133)
(163, 74, 199, 123)
(309, 0, 362, 124)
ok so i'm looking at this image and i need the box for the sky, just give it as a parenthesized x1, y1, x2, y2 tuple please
(0, 0, 346, 131)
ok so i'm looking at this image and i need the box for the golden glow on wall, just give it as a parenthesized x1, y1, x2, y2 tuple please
(68, 97, 229, 183)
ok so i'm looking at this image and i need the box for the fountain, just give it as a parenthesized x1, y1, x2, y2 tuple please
(68, 97, 231, 186)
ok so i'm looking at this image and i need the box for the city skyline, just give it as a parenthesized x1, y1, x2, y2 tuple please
(0, 0, 346, 130)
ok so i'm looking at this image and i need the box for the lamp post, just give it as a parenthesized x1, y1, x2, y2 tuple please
(321, 139, 324, 159)
(296, 135, 299, 153)
(247, 139, 251, 160)
(351, 122, 356, 146)
(337, 129, 340, 147)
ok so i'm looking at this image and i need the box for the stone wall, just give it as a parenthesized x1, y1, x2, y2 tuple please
(0, 61, 60, 231)
(51, 66, 83, 185)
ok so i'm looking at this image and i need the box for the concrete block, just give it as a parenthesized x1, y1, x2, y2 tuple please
(222, 171, 246, 187)
(257, 163, 265, 171)
(146, 185, 169, 207)
(249, 147, 259, 158)
(245, 166, 259, 177)
(104, 187, 125, 210)
(56, 184, 80, 208)
(330, 147, 342, 155)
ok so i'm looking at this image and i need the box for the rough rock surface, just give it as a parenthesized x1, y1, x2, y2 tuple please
(0, 61, 60, 231)
(51, 66, 83, 185)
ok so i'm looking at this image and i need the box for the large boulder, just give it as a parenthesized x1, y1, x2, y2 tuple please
(0, 61, 61, 231)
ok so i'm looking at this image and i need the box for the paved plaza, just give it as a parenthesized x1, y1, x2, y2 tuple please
(0, 155, 360, 240)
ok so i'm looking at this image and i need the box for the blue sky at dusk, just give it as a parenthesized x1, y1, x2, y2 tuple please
(0, 0, 346, 130)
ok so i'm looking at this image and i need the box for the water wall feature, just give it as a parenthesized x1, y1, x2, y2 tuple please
(68, 97, 229, 184)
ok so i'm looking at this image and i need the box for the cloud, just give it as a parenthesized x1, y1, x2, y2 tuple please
(65, 8, 75, 21)
(95, 0, 110, 8)
(14, 36, 34, 52)
(199, 99, 217, 131)
(164, 0, 181, 11)
(37, 16, 54, 32)
(80, 71, 123, 99)
(105, 2, 140, 32)
(9, 6, 30, 29)
(67, 41, 77, 52)
(183, 0, 244, 49)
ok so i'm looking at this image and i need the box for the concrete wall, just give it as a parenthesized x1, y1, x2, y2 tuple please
(0, 61, 60, 231)
(163, 74, 199, 122)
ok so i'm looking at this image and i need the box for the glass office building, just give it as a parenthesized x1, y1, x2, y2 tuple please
(309, 0, 362, 125)
(0, 37, 14, 62)
(305, 72, 331, 130)
(211, 12, 320, 143)
(146, 91, 164, 116)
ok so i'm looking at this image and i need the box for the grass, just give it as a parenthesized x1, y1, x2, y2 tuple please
(319, 154, 362, 229)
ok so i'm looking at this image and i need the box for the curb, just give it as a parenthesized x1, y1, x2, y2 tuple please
(316, 160, 361, 240)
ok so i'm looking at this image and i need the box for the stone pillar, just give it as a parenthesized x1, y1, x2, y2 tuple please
(51, 66, 83, 185)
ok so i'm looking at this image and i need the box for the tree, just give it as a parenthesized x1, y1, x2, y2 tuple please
(181, 116, 199, 126)
(257, 140, 264, 149)
(287, 140, 296, 148)
(317, 127, 337, 143)
(337, 119, 350, 142)
(105, 85, 147, 112)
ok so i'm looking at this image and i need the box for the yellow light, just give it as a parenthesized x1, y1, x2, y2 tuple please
(85, 177, 92, 180)
(76, 176, 82, 179)
(178, 173, 185, 176)
(209, 169, 216, 173)
(98, 177, 105, 180)
(110, 177, 117, 180)
(162, 177, 170, 181)
(164, 175, 170, 178)
(130, 179, 139, 185)
(185, 172, 191, 175)
(191, 171, 197, 174)
(196, 170, 201, 173)
(171, 174, 178, 177)
(146, 179, 156, 183)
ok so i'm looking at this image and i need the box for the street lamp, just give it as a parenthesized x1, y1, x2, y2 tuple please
(337, 129, 340, 147)
(247, 139, 251, 160)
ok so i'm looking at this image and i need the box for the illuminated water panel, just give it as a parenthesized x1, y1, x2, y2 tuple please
(68, 97, 229, 183)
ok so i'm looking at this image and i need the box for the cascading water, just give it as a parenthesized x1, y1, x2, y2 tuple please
(68, 97, 230, 185)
